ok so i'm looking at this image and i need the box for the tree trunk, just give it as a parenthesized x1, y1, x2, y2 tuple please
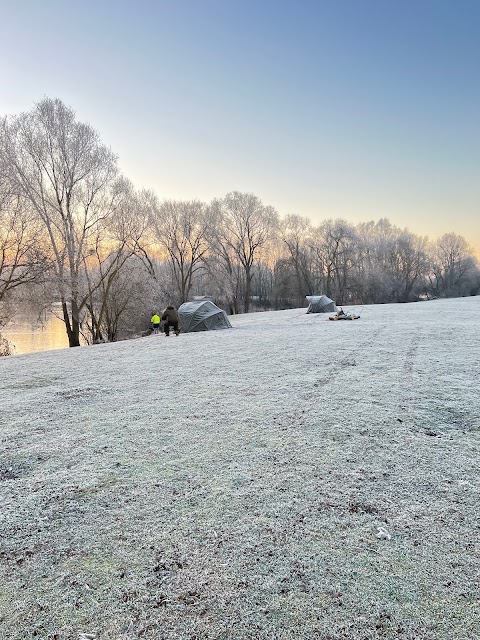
(244, 270, 252, 313)
(325, 266, 333, 299)
(62, 299, 81, 347)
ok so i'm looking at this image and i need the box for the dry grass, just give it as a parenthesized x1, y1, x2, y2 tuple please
(0, 298, 479, 639)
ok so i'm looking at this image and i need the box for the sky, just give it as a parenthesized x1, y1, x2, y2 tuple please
(1, 0, 479, 254)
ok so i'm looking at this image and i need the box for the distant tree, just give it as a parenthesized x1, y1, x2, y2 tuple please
(280, 214, 315, 303)
(355, 221, 430, 303)
(210, 192, 279, 313)
(201, 254, 244, 314)
(205, 227, 243, 315)
(428, 233, 479, 298)
(270, 257, 297, 309)
(0, 98, 120, 346)
(388, 231, 430, 302)
(311, 219, 357, 303)
(250, 260, 275, 310)
(354, 219, 392, 303)
(150, 199, 211, 304)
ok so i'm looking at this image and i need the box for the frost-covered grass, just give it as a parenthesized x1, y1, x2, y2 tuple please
(1, 297, 479, 640)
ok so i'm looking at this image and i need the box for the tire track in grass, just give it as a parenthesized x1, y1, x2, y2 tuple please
(397, 332, 421, 427)
(304, 323, 388, 398)
(397, 327, 472, 435)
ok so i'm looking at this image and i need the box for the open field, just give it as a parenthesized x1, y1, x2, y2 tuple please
(1, 297, 479, 640)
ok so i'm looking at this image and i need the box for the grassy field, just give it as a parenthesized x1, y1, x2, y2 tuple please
(1, 297, 479, 639)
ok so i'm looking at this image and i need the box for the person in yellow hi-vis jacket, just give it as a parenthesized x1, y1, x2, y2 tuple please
(150, 312, 161, 334)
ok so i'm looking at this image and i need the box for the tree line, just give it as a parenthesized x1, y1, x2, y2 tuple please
(1, 98, 478, 349)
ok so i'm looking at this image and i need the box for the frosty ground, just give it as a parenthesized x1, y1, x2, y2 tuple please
(1, 297, 479, 640)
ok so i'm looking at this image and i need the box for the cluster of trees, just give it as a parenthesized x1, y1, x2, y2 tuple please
(0, 98, 478, 349)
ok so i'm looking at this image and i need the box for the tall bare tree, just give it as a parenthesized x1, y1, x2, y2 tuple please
(311, 219, 357, 302)
(0, 98, 120, 346)
(211, 192, 279, 313)
(388, 231, 430, 302)
(151, 199, 211, 304)
(280, 214, 315, 303)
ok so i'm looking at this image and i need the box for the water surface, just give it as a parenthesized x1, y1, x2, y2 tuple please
(2, 312, 69, 355)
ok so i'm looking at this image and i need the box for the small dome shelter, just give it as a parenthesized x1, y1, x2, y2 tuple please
(306, 295, 337, 313)
(178, 300, 232, 332)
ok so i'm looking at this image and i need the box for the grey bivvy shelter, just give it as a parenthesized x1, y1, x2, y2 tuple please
(178, 300, 232, 332)
(306, 295, 337, 313)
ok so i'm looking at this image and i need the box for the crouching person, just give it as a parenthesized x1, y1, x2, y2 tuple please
(162, 305, 180, 336)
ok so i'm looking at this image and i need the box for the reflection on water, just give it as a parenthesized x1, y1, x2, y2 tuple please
(2, 312, 70, 355)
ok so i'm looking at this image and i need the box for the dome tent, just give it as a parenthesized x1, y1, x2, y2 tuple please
(306, 295, 337, 313)
(178, 300, 232, 332)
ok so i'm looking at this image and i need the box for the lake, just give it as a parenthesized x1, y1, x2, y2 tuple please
(1, 312, 70, 355)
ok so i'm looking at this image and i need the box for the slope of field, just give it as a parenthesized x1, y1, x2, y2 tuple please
(1, 298, 479, 640)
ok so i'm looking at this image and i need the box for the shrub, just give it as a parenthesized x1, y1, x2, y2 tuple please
(0, 333, 14, 356)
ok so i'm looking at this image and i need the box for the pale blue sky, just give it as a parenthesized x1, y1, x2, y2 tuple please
(1, 0, 479, 253)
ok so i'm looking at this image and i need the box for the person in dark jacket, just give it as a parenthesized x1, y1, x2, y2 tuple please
(162, 306, 180, 336)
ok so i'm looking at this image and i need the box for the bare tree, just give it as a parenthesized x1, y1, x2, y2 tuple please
(206, 208, 243, 315)
(280, 214, 315, 303)
(151, 199, 211, 304)
(83, 181, 153, 342)
(0, 179, 48, 314)
(86, 256, 155, 343)
(354, 220, 431, 303)
(311, 219, 357, 302)
(211, 192, 279, 313)
(429, 233, 479, 297)
(0, 98, 120, 346)
(354, 219, 388, 302)
(388, 231, 430, 302)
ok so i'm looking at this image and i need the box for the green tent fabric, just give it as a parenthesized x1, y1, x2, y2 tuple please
(178, 300, 232, 332)
(305, 295, 337, 313)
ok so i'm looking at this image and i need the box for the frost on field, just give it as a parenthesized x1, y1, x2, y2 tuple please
(1, 297, 479, 640)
